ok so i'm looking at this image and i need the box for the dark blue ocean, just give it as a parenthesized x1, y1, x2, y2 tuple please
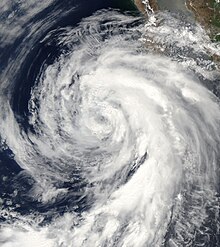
(0, 0, 139, 216)
(0, 1, 219, 246)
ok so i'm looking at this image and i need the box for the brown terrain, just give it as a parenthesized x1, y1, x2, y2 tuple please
(134, 0, 220, 64)
(135, 0, 220, 40)
(186, 0, 220, 29)
(134, 0, 158, 13)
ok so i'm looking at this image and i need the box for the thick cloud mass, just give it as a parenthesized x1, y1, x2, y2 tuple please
(0, 5, 219, 247)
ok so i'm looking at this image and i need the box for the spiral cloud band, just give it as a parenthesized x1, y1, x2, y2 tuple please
(0, 7, 219, 247)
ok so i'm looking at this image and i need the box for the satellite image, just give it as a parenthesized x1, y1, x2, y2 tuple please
(0, 1, 219, 246)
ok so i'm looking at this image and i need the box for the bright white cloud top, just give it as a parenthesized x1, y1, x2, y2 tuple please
(0, 5, 219, 247)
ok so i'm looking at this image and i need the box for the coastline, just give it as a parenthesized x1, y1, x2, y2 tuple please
(134, 0, 158, 13)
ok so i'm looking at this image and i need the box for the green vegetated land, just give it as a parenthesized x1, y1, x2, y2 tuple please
(175, 0, 220, 41)
(132, 0, 220, 42)
(211, 0, 220, 41)
(212, 0, 220, 25)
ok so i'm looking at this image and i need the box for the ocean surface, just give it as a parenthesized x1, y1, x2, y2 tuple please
(0, 1, 219, 246)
